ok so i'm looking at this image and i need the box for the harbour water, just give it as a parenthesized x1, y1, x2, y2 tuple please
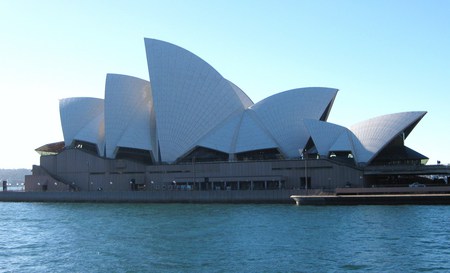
(1, 203, 450, 272)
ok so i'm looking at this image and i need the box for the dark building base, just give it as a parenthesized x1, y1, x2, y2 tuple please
(0, 189, 308, 204)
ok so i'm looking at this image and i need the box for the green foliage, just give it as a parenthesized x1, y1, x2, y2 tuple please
(0, 169, 31, 183)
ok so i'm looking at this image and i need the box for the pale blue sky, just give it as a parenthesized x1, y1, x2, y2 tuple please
(0, 0, 449, 169)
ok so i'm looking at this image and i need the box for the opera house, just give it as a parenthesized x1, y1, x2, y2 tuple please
(24, 38, 444, 201)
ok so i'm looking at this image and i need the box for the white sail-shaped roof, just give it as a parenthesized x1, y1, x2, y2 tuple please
(197, 109, 280, 155)
(233, 110, 279, 153)
(145, 38, 249, 163)
(195, 108, 278, 155)
(250, 87, 338, 158)
(329, 130, 361, 161)
(59, 97, 104, 154)
(304, 119, 348, 157)
(227, 80, 254, 108)
(350, 111, 427, 164)
(104, 74, 154, 159)
(56, 38, 428, 166)
(195, 111, 242, 154)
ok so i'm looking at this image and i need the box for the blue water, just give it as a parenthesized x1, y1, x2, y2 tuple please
(1, 203, 450, 273)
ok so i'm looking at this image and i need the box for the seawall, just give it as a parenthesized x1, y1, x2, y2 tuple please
(291, 194, 450, 205)
(0, 189, 306, 204)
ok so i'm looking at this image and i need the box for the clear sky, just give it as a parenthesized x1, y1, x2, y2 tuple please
(0, 0, 449, 169)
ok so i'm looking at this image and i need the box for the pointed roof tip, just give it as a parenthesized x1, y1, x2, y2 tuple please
(250, 87, 339, 112)
(105, 73, 149, 83)
(144, 36, 250, 162)
(144, 37, 182, 50)
(282, 86, 338, 93)
(351, 111, 428, 128)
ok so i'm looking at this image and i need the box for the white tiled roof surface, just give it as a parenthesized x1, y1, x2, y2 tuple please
(350, 111, 427, 164)
(304, 119, 348, 156)
(104, 74, 154, 158)
(58, 38, 426, 165)
(145, 38, 248, 162)
(233, 110, 279, 153)
(59, 97, 104, 154)
(250, 87, 338, 158)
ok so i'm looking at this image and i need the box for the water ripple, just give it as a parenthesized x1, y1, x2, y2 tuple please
(1, 203, 450, 272)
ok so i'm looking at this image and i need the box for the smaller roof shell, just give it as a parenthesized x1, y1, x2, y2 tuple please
(104, 74, 154, 159)
(304, 119, 349, 157)
(59, 97, 104, 154)
(250, 87, 338, 158)
(350, 111, 427, 164)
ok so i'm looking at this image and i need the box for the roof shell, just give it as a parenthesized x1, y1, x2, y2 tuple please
(195, 111, 242, 154)
(304, 119, 349, 157)
(145, 38, 250, 162)
(59, 97, 104, 154)
(55, 38, 428, 166)
(104, 74, 154, 159)
(350, 111, 427, 164)
(233, 110, 279, 153)
(250, 87, 338, 158)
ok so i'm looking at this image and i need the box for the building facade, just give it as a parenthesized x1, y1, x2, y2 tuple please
(25, 38, 432, 196)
